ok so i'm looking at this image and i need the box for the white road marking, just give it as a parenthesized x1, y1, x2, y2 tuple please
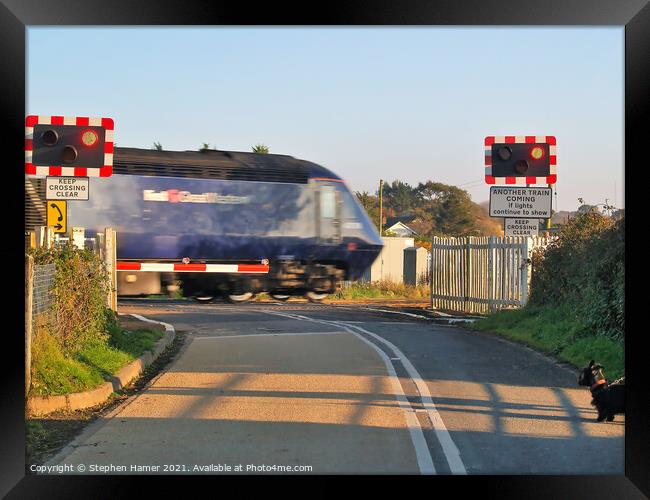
(336, 322, 467, 475)
(129, 313, 175, 333)
(262, 310, 436, 475)
(192, 331, 346, 340)
(262, 309, 467, 475)
(354, 307, 434, 319)
(347, 328, 436, 474)
(341, 306, 478, 323)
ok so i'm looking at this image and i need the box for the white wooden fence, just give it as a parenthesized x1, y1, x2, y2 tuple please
(430, 236, 551, 314)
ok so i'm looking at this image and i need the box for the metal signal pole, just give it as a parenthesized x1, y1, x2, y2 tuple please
(545, 183, 553, 234)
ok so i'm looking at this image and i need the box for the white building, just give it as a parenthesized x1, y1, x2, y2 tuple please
(361, 236, 415, 283)
(384, 221, 418, 237)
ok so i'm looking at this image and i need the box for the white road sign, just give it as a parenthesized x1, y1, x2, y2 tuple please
(46, 176, 89, 201)
(489, 186, 552, 218)
(504, 218, 539, 237)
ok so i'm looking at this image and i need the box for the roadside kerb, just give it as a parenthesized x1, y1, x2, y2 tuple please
(27, 314, 175, 416)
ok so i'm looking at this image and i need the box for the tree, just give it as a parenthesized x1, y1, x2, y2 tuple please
(432, 187, 475, 235)
(412, 182, 477, 236)
(382, 180, 417, 214)
(355, 191, 380, 231)
(361, 179, 503, 237)
(252, 144, 269, 154)
(415, 181, 449, 203)
(152, 142, 163, 151)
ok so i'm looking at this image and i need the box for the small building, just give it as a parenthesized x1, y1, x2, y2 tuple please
(384, 214, 419, 237)
(360, 236, 415, 283)
(385, 220, 418, 237)
(403, 246, 429, 285)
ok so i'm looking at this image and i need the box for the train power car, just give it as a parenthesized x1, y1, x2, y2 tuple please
(57, 147, 383, 302)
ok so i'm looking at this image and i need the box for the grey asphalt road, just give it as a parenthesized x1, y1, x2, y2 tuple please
(47, 300, 624, 475)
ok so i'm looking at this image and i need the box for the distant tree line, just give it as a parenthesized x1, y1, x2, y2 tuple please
(355, 180, 502, 240)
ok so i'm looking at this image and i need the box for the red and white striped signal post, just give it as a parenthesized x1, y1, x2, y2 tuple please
(25, 115, 114, 177)
(484, 135, 556, 185)
(484, 135, 557, 236)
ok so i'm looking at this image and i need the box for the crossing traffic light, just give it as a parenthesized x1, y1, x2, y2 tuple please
(26, 116, 114, 177)
(484, 136, 556, 185)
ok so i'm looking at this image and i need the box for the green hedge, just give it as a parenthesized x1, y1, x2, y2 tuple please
(529, 213, 624, 341)
(29, 242, 111, 355)
(473, 213, 624, 377)
(27, 244, 166, 396)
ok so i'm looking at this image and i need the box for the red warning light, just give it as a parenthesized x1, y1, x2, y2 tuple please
(81, 129, 99, 147)
(530, 145, 545, 160)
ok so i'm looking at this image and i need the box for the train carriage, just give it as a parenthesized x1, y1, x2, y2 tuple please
(30, 147, 383, 302)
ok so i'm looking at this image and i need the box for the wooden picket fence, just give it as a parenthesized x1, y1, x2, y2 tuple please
(430, 236, 552, 314)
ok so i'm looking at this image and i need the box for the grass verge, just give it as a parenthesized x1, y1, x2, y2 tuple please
(30, 317, 164, 397)
(470, 305, 624, 379)
(331, 281, 430, 300)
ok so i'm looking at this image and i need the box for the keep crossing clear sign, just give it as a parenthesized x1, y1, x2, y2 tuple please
(504, 218, 539, 237)
(46, 176, 89, 200)
(489, 186, 552, 218)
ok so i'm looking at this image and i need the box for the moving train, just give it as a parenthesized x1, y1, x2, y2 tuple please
(59, 147, 383, 302)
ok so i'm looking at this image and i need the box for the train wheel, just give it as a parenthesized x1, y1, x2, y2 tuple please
(270, 294, 290, 301)
(305, 291, 328, 302)
(226, 292, 255, 303)
(192, 296, 214, 303)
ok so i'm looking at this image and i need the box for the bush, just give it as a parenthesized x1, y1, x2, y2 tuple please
(28, 242, 111, 355)
(27, 243, 167, 396)
(529, 213, 624, 341)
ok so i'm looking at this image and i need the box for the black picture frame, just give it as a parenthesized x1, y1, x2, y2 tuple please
(3, 1, 646, 497)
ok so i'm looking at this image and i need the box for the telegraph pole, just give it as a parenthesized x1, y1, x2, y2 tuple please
(378, 179, 384, 236)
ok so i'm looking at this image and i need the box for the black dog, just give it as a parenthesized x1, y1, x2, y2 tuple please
(578, 360, 625, 422)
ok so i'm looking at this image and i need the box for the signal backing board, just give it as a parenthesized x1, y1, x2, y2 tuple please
(489, 186, 552, 218)
(484, 135, 556, 185)
(25, 115, 114, 177)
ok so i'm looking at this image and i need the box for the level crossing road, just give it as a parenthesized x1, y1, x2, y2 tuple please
(47, 300, 624, 475)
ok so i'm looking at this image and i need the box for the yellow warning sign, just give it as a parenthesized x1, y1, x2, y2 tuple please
(47, 200, 67, 233)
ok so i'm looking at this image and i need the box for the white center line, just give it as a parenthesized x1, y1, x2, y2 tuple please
(261, 309, 467, 475)
(261, 310, 436, 475)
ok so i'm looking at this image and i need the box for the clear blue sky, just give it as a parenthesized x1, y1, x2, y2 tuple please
(27, 27, 624, 211)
